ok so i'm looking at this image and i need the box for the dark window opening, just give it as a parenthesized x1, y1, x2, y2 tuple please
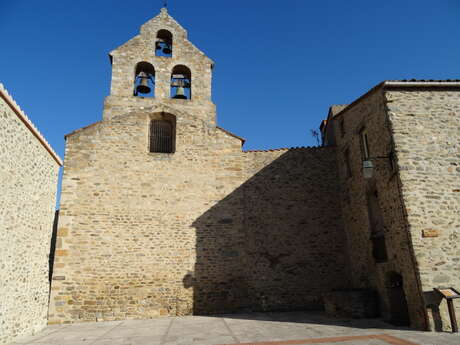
(340, 119, 345, 137)
(134, 62, 155, 98)
(156, 29, 173, 57)
(371, 235, 388, 263)
(171, 65, 191, 100)
(360, 128, 370, 160)
(150, 120, 174, 153)
(367, 188, 388, 263)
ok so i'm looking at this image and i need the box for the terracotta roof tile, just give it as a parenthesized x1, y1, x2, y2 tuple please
(391, 79, 460, 82)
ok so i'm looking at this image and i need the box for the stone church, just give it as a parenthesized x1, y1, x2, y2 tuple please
(48, 7, 460, 332)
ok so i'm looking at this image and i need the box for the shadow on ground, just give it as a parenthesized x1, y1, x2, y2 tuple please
(216, 311, 414, 331)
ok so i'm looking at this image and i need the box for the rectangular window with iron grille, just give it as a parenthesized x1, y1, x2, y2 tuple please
(150, 120, 174, 153)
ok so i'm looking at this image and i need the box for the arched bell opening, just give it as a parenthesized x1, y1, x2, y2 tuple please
(134, 62, 155, 98)
(385, 271, 410, 326)
(155, 29, 173, 57)
(171, 65, 191, 100)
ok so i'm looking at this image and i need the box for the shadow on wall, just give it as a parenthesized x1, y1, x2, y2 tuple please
(186, 149, 350, 315)
(385, 271, 410, 327)
(49, 210, 59, 283)
(424, 291, 444, 331)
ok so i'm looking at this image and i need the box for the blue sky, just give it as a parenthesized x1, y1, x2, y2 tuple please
(1, 0, 459, 156)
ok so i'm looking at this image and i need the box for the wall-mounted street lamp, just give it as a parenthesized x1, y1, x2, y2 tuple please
(362, 154, 393, 179)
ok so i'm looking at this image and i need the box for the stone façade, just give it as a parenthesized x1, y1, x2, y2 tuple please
(0, 84, 62, 345)
(323, 82, 460, 331)
(48, 7, 459, 333)
(48, 8, 349, 324)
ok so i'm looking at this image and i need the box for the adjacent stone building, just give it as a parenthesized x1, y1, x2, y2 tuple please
(0, 84, 62, 344)
(321, 81, 460, 331)
(48, 7, 459, 332)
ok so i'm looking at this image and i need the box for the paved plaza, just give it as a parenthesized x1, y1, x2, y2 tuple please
(10, 312, 460, 345)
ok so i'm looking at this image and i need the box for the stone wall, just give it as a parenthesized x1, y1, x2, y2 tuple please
(49, 109, 242, 323)
(49, 104, 349, 322)
(0, 85, 61, 344)
(242, 148, 349, 311)
(192, 147, 350, 314)
(104, 7, 215, 124)
(330, 88, 427, 329)
(49, 8, 350, 324)
(386, 88, 460, 331)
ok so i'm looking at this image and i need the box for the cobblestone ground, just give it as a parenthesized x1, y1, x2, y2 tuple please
(10, 312, 460, 345)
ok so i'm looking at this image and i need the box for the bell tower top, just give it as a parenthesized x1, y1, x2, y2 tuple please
(104, 8, 215, 122)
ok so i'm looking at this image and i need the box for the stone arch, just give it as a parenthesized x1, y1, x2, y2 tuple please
(156, 29, 173, 57)
(171, 65, 192, 100)
(134, 62, 155, 98)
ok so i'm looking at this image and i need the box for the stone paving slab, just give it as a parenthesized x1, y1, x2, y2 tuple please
(9, 312, 460, 345)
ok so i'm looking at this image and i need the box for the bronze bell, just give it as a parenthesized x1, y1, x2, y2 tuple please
(136, 72, 151, 94)
(162, 43, 172, 55)
(173, 86, 187, 99)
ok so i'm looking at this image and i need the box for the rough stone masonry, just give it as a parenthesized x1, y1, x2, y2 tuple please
(322, 82, 460, 331)
(48, 7, 459, 333)
(48, 8, 349, 324)
(0, 84, 62, 345)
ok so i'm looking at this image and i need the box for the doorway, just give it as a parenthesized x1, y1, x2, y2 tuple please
(385, 271, 410, 326)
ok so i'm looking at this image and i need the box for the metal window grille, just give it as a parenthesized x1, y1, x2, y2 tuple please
(150, 120, 173, 153)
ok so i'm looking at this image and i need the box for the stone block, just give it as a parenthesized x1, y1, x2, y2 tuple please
(422, 229, 440, 238)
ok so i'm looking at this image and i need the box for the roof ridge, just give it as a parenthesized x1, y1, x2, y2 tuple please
(65, 121, 103, 139)
(216, 126, 246, 143)
(244, 146, 327, 153)
(389, 79, 460, 82)
(0, 83, 62, 166)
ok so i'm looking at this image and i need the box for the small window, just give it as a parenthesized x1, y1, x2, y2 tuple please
(150, 120, 174, 153)
(171, 65, 191, 100)
(344, 148, 352, 178)
(371, 235, 388, 263)
(155, 29, 173, 57)
(367, 189, 388, 263)
(339, 119, 345, 137)
(360, 129, 370, 160)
